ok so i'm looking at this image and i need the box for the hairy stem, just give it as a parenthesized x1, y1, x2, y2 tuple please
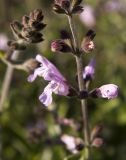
(0, 51, 20, 113)
(68, 15, 91, 159)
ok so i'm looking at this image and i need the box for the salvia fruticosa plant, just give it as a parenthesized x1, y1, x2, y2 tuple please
(0, 0, 119, 159)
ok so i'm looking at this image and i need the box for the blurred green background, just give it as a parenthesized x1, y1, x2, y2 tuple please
(0, 0, 126, 159)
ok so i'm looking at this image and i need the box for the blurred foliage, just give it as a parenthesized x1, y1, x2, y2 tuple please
(0, 0, 126, 159)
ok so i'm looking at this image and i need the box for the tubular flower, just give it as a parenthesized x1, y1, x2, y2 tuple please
(90, 84, 119, 99)
(83, 58, 96, 81)
(28, 54, 69, 106)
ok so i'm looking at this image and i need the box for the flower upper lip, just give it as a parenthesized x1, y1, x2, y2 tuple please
(36, 54, 66, 81)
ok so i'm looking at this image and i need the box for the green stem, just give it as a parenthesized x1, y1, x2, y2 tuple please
(0, 51, 20, 113)
(68, 15, 91, 160)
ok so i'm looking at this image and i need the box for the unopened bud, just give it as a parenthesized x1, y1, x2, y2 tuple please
(29, 32, 43, 43)
(72, 5, 84, 14)
(71, 0, 83, 8)
(89, 84, 119, 99)
(11, 21, 23, 32)
(67, 87, 77, 97)
(30, 21, 46, 31)
(60, 30, 71, 39)
(51, 40, 71, 53)
(10, 10, 45, 44)
(55, 0, 70, 7)
(21, 28, 43, 43)
(33, 9, 44, 22)
(76, 143, 84, 151)
(81, 30, 96, 53)
(86, 30, 96, 40)
(29, 9, 43, 22)
(22, 16, 29, 27)
(53, 0, 70, 14)
(61, 0, 70, 10)
(91, 124, 103, 141)
(81, 39, 95, 53)
(53, 4, 66, 14)
(92, 138, 104, 148)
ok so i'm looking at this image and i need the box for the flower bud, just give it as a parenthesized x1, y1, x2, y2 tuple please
(53, 4, 66, 14)
(11, 21, 23, 32)
(53, 0, 70, 14)
(51, 40, 71, 53)
(10, 22, 23, 40)
(21, 28, 43, 43)
(76, 143, 84, 151)
(81, 30, 96, 53)
(92, 138, 104, 148)
(90, 84, 119, 99)
(72, 5, 84, 14)
(81, 39, 95, 53)
(61, 0, 70, 9)
(30, 21, 46, 31)
(91, 124, 103, 141)
(53, 0, 83, 14)
(29, 9, 44, 22)
(55, 0, 70, 9)
(60, 30, 71, 39)
(71, 0, 83, 7)
(67, 87, 77, 97)
(86, 30, 96, 40)
(22, 16, 29, 27)
(10, 10, 45, 45)
(28, 33, 44, 43)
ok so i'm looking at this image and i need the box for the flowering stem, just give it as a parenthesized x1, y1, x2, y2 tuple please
(68, 15, 91, 159)
(0, 51, 20, 113)
(68, 15, 78, 50)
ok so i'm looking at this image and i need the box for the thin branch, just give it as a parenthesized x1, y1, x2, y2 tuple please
(67, 15, 91, 160)
(0, 51, 20, 113)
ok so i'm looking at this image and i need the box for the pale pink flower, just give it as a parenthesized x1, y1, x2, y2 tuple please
(28, 54, 69, 106)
